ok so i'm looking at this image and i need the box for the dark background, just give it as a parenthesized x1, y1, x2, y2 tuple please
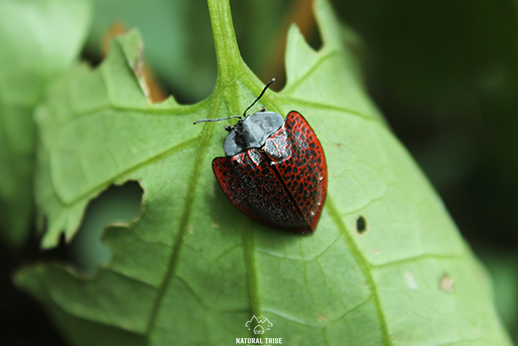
(2, 0, 517, 344)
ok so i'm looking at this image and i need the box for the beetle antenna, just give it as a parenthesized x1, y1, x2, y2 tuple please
(193, 115, 242, 125)
(243, 78, 275, 117)
(193, 78, 275, 124)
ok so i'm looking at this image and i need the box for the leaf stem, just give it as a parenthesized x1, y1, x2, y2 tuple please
(207, 0, 243, 80)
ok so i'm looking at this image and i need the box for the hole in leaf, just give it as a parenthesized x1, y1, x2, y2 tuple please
(69, 181, 143, 272)
(25, 229, 70, 266)
(355, 215, 368, 235)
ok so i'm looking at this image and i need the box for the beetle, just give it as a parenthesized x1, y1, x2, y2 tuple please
(194, 79, 327, 233)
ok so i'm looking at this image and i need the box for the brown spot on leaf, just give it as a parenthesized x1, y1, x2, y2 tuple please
(317, 313, 327, 322)
(440, 275, 454, 293)
(101, 21, 127, 56)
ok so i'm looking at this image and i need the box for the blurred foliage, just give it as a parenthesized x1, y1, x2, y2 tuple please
(1, 0, 518, 344)
(85, 0, 216, 102)
(0, 0, 91, 248)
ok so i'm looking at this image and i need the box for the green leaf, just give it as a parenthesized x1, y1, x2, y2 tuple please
(15, 0, 511, 344)
(0, 0, 91, 247)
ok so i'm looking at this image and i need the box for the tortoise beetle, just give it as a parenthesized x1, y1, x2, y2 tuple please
(194, 79, 327, 233)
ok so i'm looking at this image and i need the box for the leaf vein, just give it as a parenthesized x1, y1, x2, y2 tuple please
(56, 136, 199, 207)
(144, 110, 216, 338)
(283, 51, 340, 94)
(326, 195, 393, 345)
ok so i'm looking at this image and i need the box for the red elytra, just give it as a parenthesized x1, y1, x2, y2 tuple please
(212, 110, 327, 233)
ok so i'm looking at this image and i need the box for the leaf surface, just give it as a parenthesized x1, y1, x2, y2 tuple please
(15, 0, 511, 345)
